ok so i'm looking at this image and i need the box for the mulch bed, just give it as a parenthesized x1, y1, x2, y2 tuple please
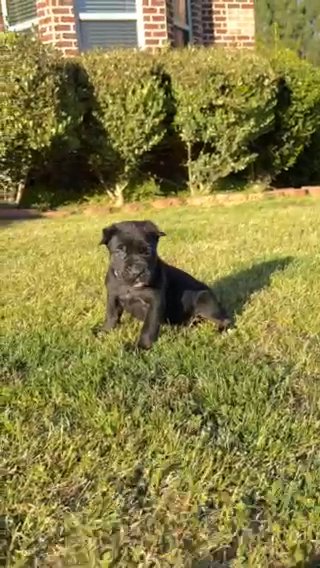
(1, 186, 320, 220)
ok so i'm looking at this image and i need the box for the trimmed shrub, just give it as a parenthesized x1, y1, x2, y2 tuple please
(0, 33, 87, 203)
(162, 47, 277, 193)
(1, 35, 320, 205)
(255, 48, 320, 180)
(289, 131, 320, 186)
(82, 50, 170, 205)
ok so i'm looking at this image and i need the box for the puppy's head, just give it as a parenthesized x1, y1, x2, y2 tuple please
(100, 220, 165, 287)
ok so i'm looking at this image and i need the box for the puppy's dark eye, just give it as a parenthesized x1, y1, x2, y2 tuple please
(117, 244, 126, 252)
(138, 246, 150, 256)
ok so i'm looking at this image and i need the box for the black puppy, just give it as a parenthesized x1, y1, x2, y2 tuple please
(96, 220, 230, 349)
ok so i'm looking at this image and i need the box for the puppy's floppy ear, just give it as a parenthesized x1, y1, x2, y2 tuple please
(99, 224, 117, 246)
(144, 220, 166, 239)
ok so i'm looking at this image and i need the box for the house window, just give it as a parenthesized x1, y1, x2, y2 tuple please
(77, 0, 142, 51)
(173, 0, 191, 47)
(1, 0, 37, 31)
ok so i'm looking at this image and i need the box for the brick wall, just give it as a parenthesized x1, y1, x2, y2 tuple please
(36, 0, 78, 56)
(207, 0, 255, 46)
(142, 0, 170, 48)
(0, 11, 4, 32)
(166, 0, 255, 49)
(0, 0, 255, 53)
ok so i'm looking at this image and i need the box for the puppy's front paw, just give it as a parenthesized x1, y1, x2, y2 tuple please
(92, 324, 109, 337)
(137, 334, 154, 350)
(217, 318, 232, 333)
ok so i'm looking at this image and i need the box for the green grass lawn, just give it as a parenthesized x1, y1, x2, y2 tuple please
(1, 199, 320, 567)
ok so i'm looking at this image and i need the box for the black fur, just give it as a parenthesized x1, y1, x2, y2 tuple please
(95, 220, 230, 349)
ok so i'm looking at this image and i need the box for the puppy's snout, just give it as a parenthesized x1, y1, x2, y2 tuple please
(129, 264, 145, 278)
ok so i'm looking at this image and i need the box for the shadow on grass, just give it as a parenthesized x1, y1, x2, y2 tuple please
(211, 256, 294, 323)
(0, 208, 43, 228)
(293, 555, 320, 568)
(192, 551, 320, 568)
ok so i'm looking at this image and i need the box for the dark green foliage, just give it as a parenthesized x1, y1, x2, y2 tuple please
(82, 50, 170, 204)
(1, 34, 320, 203)
(254, 48, 320, 180)
(162, 48, 277, 193)
(0, 33, 88, 202)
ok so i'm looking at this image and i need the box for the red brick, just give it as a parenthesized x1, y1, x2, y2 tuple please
(52, 7, 73, 14)
(56, 40, 76, 47)
(145, 39, 161, 44)
(145, 31, 166, 38)
(142, 7, 157, 13)
(151, 14, 166, 21)
(57, 31, 76, 38)
(150, 30, 166, 37)
(241, 3, 254, 7)
(145, 22, 165, 29)
(41, 33, 54, 41)
(144, 23, 159, 29)
(58, 15, 75, 22)
(55, 23, 74, 31)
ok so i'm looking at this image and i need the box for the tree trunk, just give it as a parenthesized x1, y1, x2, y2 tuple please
(16, 176, 27, 207)
(113, 182, 126, 208)
(186, 142, 195, 196)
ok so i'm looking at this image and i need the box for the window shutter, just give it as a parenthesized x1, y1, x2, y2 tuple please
(78, 0, 136, 13)
(7, 0, 37, 25)
(79, 20, 137, 50)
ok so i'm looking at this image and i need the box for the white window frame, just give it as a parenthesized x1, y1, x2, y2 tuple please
(173, 0, 192, 45)
(77, 0, 145, 49)
(0, 0, 38, 32)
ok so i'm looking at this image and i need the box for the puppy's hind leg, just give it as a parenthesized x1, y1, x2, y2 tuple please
(194, 290, 230, 332)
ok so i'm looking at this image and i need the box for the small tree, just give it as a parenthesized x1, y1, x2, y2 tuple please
(164, 47, 277, 194)
(255, 48, 320, 179)
(82, 50, 169, 206)
(0, 33, 86, 204)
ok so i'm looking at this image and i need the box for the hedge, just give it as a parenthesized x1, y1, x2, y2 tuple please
(81, 50, 171, 205)
(162, 48, 277, 193)
(0, 33, 89, 203)
(254, 48, 320, 182)
(1, 34, 320, 205)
